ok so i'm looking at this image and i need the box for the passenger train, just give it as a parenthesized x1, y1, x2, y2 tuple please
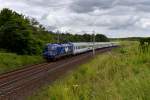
(43, 42, 119, 60)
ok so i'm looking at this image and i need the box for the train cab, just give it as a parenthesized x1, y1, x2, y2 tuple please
(43, 43, 73, 60)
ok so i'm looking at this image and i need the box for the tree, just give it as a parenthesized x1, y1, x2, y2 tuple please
(0, 8, 43, 54)
(82, 34, 92, 42)
(95, 34, 109, 42)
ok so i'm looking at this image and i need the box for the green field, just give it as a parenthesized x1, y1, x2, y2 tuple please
(28, 41, 150, 100)
(0, 52, 43, 74)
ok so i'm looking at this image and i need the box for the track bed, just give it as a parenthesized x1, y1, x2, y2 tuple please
(0, 47, 117, 100)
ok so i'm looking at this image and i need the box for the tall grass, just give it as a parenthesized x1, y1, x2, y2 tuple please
(29, 41, 150, 100)
(0, 52, 43, 74)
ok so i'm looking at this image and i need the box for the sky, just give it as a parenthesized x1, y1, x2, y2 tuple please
(0, 0, 150, 38)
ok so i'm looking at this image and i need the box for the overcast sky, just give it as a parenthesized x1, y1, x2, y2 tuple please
(1, 0, 150, 38)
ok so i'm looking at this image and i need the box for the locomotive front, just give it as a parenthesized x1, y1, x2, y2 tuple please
(43, 43, 73, 60)
(43, 44, 58, 60)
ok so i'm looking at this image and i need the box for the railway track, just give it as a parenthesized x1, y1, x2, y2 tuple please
(0, 47, 117, 100)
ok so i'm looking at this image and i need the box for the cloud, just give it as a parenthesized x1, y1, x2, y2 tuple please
(0, 0, 150, 37)
(70, 0, 116, 13)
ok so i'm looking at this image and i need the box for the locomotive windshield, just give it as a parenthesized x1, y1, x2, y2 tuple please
(44, 44, 57, 52)
(49, 46, 56, 50)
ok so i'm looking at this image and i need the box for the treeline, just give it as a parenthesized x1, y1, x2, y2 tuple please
(56, 33, 109, 43)
(110, 37, 145, 41)
(0, 8, 109, 55)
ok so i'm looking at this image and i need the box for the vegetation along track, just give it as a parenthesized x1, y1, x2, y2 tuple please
(0, 46, 117, 100)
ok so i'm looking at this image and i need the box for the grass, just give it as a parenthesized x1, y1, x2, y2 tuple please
(28, 41, 150, 100)
(0, 52, 43, 74)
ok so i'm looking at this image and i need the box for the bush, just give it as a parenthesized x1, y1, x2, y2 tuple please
(139, 38, 150, 53)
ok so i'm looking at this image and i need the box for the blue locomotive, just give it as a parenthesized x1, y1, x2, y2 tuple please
(43, 43, 73, 60)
